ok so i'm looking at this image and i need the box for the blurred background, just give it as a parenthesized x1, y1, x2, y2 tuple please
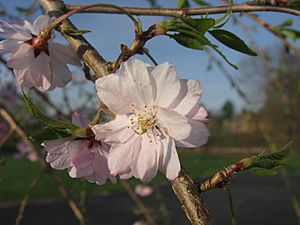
(0, 0, 300, 225)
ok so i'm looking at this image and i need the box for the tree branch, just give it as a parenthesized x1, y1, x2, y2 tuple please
(171, 170, 214, 225)
(38, 0, 111, 78)
(66, 2, 300, 17)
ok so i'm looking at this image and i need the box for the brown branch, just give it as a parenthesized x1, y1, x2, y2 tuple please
(66, 2, 300, 17)
(0, 104, 90, 225)
(0, 127, 14, 149)
(171, 170, 214, 225)
(38, 0, 112, 78)
(198, 160, 245, 193)
(121, 180, 157, 225)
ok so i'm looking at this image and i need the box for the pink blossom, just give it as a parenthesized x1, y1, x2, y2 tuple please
(13, 142, 39, 162)
(92, 59, 210, 182)
(134, 184, 154, 197)
(43, 139, 115, 185)
(43, 112, 115, 185)
(0, 15, 81, 91)
(133, 221, 146, 225)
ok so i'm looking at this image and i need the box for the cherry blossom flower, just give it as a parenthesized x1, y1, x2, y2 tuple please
(43, 113, 116, 185)
(92, 59, 210, 182)
(0, 15, 81, 91)
(134, 184, 154, 197)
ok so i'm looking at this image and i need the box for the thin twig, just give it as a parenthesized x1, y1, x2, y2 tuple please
(15, 170, 45, 225)
(247, 13, 300, 58)
(121, 180, 157, 225)
(0, 127, 14, 149)
(66, 2, 300, 17)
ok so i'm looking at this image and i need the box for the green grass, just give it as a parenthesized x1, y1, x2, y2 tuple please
(0, 152, 299, 202)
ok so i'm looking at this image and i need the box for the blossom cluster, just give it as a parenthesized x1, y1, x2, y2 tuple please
(1, 15, 210, 184)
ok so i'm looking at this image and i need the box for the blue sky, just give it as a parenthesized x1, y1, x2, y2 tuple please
(1, 0, 300, 112)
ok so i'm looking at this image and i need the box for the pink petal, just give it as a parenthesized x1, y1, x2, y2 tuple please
(48, 42, 81, 66)
(32, 15, 50, 35)
(68, 165, 93, 178)
(159, 137, 180, 180)
(108, 135, 142, 177)
(50, 57, 72, 88)
(14, 68, 34, 89)
(86, 144, 116, 185)
(0, 39, 20, 52)
(186, 104, 208, 121)
(119, 59, 155, 107)
(0, 20, 32, 40)
(175, 118, 210, 148)
(92, 115, 134, 143)
(151, 62, 181, 108)
(134, 184, 153, 197)
(171, 79, 202, 116)
(157, 107, 191, 141)
(95, 74, 132, 114)
(7, 43, 34, 70)
(28, 52, 52, 91)
(134, 135, 159, 182)
(43, 139, 72, 170)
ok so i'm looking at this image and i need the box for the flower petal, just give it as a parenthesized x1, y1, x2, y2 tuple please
(32, 15, 50, 35)
(186, 104, 208, 121)
(108, 135, 142, 177)
(13, 67, 34, 89)
(43, 139, 72, 170)
(48, 42, 81, 66)
(175, 118, 210, 148)
(95, 74, 133, 114)
(0, 20, 32, 40)
(7, 43, 34, 70)
(28, 52, 52, 91)
(0, 39, 21, 52)
(151, 62, 181, 108)
(92, 115, 134, 144)
(170, 79, 202, 116)
(50, 57, 72, 88)
(119, 59, 155, 107)
(159, 137, 180, 180)
(157, 107, 191, 141)
(134, 135, 159, 182)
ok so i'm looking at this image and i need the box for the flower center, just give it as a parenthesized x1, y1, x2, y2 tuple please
(129, 104, 167, 143)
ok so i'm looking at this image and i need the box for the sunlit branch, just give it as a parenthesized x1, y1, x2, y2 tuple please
(38, 0, 111, 78)
(66, 2, 300, 17)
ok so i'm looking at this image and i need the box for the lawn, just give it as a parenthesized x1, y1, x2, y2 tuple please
(0, 151, 299, 202)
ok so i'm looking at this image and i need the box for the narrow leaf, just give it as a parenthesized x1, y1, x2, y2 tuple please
(209, 29, 257, 56)
(63, 27, 91, 36)
(21, 91, 78, 133)
(181, 18, 215, 34)
(172, 33, 204, 50)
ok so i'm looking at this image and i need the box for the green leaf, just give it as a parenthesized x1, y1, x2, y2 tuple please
(181, 18, 215, 34)
(209, 29, 257, 56)
(210, 45, 238, 69)
(279, 19, 293, 27)
(288, 0, 300, 8)
(29, 128, 72, 142)
(21, 91, 80, 135)
(172, 33, 204, 50)
(243, 144, 290, 176)
(192, 0, 210, 6)
(177, 0, 190, 8)
(63, 27, 91, 36)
